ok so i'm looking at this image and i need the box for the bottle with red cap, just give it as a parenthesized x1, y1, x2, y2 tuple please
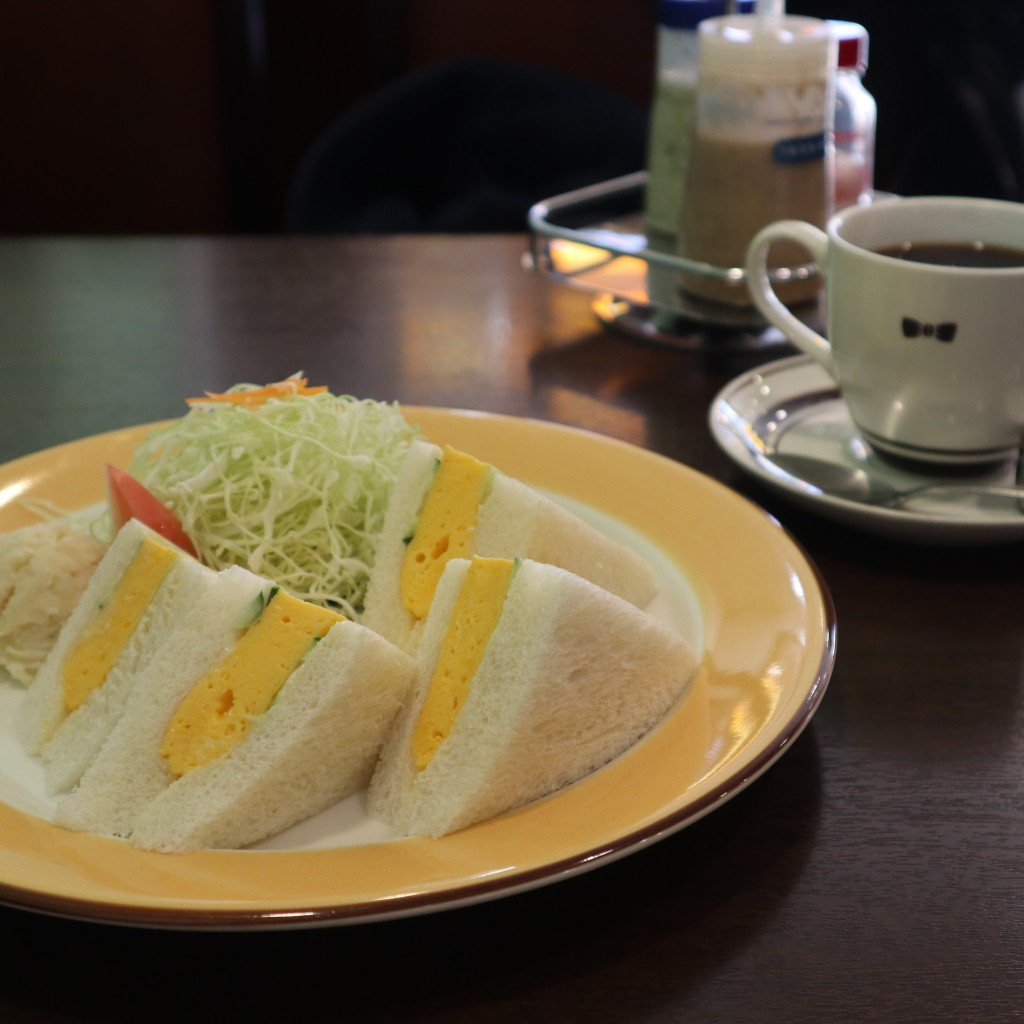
(830, 20, 876, 209)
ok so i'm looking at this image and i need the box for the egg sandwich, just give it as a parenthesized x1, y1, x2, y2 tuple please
(367, 556, 699, 838)
(16, 519, 216, 793)
(55, 564, 417, 852)
(360, 441, 658, 652)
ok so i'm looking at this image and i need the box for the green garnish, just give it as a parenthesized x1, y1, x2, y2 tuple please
(130, 386, 417, 616)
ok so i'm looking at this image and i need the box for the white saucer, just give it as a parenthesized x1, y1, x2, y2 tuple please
(709, 355, 1024, 545)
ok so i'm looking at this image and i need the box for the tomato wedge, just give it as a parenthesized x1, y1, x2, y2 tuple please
(105, 464, 198, 558)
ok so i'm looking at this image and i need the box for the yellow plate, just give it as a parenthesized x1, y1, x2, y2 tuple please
(0, 410, 835, 929)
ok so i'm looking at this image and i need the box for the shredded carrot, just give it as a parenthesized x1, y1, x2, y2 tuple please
(186, 376, 328, 407)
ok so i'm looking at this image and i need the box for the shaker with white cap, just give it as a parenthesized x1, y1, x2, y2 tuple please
(678, 3, 836, 307)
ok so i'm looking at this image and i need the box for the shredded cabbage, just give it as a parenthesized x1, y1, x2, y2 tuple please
(129, 385, 418, 616)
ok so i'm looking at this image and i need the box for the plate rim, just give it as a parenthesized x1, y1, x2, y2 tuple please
(0, 408, 836, 930)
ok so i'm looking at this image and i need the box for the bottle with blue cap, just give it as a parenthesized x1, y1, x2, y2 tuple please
(644, 0, 753, 306)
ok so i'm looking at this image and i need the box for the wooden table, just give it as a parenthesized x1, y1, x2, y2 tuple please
(0, 235, 1020, 1023)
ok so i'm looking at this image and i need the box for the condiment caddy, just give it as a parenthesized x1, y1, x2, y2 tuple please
(526, 2, 878, 353)
(525, 171, 822, 351)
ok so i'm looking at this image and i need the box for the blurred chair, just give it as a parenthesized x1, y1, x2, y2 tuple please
(287, 57, 647, 233)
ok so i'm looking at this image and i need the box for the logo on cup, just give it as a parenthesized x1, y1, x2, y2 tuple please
(901, 318, 957, 342)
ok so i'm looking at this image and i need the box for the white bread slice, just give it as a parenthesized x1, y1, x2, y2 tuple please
(359, 441, 440, 650)
(56, 564, 418, 851)
(366, 557, 698, 838)
(128, 617, 415, 852)
(16, 519, 215, 780)
(54, 565, 273, 837)
(360, 440, 658, 651)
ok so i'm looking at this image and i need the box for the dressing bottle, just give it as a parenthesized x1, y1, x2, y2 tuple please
(678, 10, 836, 307)
(644, 0, 752, 306)
(831, 20, 876, 209)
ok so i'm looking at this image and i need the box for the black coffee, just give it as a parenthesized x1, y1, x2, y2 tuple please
(874, 241, 1024, 268)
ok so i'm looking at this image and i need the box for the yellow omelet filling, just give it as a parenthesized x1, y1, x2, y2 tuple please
(411, 557, 515, 771)
(401, 446, 493, 621)
(62, 536, 177, 713)
(160, 590, 342, 778)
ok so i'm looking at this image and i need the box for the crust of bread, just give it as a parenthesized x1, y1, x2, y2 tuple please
(367, 558, 698, 838)
(360, 442, 658, 653)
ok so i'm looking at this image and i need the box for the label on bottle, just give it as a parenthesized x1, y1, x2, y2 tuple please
(695, 79, 829, 142)
(773, 132, 827, 165)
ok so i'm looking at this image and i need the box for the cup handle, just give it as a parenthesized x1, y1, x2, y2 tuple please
(745, 221, 834, 377)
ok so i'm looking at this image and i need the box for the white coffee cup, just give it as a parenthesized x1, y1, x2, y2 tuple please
(745, 195, 1024, 466)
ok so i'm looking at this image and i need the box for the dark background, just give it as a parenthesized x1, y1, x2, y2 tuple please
(4, 0, 1023, 235)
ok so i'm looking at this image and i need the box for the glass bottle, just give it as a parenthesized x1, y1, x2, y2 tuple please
(830, 20, 876, 209)
(644, 0, 751, 306)
(678, 14, 836, 308)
